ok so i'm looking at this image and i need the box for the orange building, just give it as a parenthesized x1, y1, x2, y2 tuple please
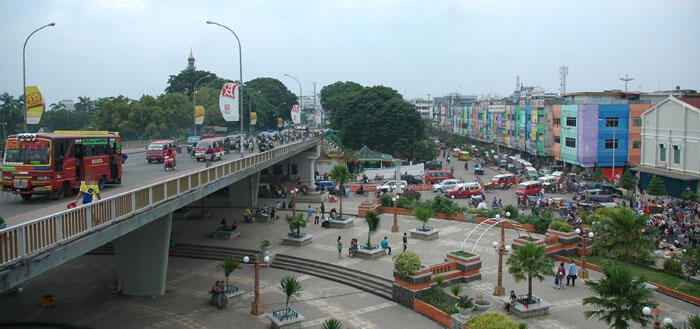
(628, 104, 651, 166)
(552, 104, 562, 161)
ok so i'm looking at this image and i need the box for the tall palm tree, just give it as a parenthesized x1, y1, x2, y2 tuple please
(592, 207, 656, 265)
(506, 243, 553, 302)
(279, 276, 302, 313)
(583, 264, 657, 329)
(76, 96, 94, 113)
(413, 207, 434, 231)
(364, 211, 381, 248)
(219, 256, 240, 287)
(49, 102, 66, 112)
(286, 214, 307, 237)
(0, 92, 20, 110)
(329, 165, 351, 220)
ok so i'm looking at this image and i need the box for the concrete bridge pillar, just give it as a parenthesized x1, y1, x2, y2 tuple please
(113, 213, 172, 296)
(291, 151, 318, 186)
(228, 171, 260, 208)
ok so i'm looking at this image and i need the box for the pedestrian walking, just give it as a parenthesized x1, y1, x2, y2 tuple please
(402, 232, 408, 252)
(337, 236, 343, 259)
(567, 261, 577, 287)
(307, 205, 313, 222)
(320, 202, 325, 217)
(556, 262, 566, 289)
(314, 207, 320, 224)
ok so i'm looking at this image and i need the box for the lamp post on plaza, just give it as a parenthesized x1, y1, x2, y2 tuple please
(22, 22, 55, 132)
(193, 74, 211, 136)
(243, 255, 270, 315)
(206, 20, 244, 158)
(391, 195, 400, 233)
(643, 306, 672, 329)
(492, 213, 512, 296)
(291, 188, 299, 218)
(575, 227, 595, 279)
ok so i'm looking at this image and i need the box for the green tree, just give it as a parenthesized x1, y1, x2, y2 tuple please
(679, 248, 700, 280)
(571, 165, 582, 174)
(279, 276, 302, 313)
(286, 214, 306, 237)
(329, 165, 351, 220)
(75, 96, 95, 114)
(49, 102, 66, 112)
(219, 256, 240, 287)
(583, 264, 657, 329)
(364, 210, 381, 248)
(621, 169, 635, 190)
(413, 207, 434, 231)
(321, 318, 343, 329)
(593, 167, 605, 182)
(165, 69, 225, 96)
(506, 243, 553, 302)
(592, 207, 656, 265)
(646, 175, 667, 196)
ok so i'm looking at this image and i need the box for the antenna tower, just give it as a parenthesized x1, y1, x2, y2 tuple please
(619, 74, 633, 92)
(559, 65, 568, 94)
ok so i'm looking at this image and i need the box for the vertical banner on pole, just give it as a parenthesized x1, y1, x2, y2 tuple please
(219, 82, 239, 121)
(26, 86, 44, 124)
(250, 112, 257, 126)
(195, 105, 205, 124)
(291, 105, 301, 124)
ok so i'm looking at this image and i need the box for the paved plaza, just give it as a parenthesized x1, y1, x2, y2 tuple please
(1, 160, 699, 328)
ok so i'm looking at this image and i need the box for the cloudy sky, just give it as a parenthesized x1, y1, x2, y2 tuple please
(1, 0, 698, 106)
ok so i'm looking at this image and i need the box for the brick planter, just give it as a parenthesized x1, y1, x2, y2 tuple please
(414, 298, 453, 328)
(446, 252, 482, 273)
(547, 229, 579, 245)
(409, 227, 440, 240)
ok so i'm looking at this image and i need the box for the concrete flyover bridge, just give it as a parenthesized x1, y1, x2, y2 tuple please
(0, 137, 321, 295)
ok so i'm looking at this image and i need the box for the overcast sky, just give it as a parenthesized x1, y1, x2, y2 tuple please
(1, 0, 699, 106)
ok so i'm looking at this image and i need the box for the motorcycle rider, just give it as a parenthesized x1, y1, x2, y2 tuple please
(166, 147, 176, 169)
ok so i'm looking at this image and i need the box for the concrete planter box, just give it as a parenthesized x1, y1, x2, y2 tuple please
(502, 295, 551, 319)
(267, 309, 305, 329)
(296, 192, 327, 203)
(356, 245, 386, 259)
(281, 234, 313, 246)
(393, 269, 432, 285)
(409, 227, 440, 240)
(446, 252, 482, 272)
(547, 229, 579, 245)
(463, 213, 477, 223)
(327, 216, 355, 229)
(209, 230, 240, 240)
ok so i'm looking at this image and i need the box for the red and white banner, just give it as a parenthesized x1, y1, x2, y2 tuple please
(218, 82, 240, 122)
(291, 104, 301, 124)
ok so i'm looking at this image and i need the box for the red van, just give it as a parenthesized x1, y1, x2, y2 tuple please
(194, 138, 225, 162)
(515, 181, 543, 196)
(146, 140, 177, 163)
(445, 182, 482, 198)
(424, 170, 455, 184)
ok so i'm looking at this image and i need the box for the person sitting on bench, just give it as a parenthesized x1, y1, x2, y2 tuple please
(219, 218, 227, 230)
(231, 221, 238, 232)
(349, 239, 359, 257)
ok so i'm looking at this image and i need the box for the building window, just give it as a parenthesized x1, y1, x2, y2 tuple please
(566, 117, 576, 127)
(565, 137, 576, 148)
(633, 118, 642, 127)
(553, 118, 561, 127)
(605, 139, 619, 150)
(554, 136, 561, 144)
(673, 145, 681, 164)
(659, 144, 666, 162)
(632, 140, 641, 149)
(605, 117, 619, 128)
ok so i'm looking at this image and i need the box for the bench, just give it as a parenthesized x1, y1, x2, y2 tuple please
(209, 229, 241, 240)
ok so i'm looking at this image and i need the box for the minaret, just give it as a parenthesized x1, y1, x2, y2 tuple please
(188, 48, 195, 70)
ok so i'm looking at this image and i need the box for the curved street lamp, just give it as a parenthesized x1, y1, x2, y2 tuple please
(23, 22, 55, 132)
(283, 74, 302, 123)
(206, 20, 244, 158)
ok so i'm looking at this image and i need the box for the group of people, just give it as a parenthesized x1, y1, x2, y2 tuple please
(338, 235, 395, 259)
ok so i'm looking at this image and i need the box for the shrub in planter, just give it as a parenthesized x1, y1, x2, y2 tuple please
(416, 287, 458, 314)
(465, 312, 521, 329)
(681, 191, 699, 201)
(531, 216, 552, 232)
(549, 220, 574, 233)
(663, 257, 683, 273)
(394, 251, 422, 276)
(413, 207, 435, 231)
(380, 193, 393, 207)
(503, 205, 518, 220)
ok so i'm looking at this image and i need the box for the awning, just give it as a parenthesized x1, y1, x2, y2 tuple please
(631, 166, 700, 181)
(354, 145, 393, 162)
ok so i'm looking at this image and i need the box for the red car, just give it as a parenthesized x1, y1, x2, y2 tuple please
(146, 140, 177, 163)
(515, 181, 543, 196)
(445, 182, 482, 198)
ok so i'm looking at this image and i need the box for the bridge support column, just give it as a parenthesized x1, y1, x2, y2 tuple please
(113, 213, 172, 296)
(228, 171, 260, 208)
(291, 151, 318, 186)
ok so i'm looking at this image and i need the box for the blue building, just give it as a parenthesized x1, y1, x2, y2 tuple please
(596, 104, 630, 169)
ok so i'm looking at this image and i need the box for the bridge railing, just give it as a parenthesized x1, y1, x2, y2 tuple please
(0, 137, 319, 267)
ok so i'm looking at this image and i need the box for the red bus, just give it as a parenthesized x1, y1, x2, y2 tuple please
(200, 126, 228, 139)
(1, 131, 122, 200)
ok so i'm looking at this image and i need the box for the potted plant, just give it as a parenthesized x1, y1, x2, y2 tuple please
(279, 276, 303, 315)
(286, 214, 307, 238)
(219, 256, 240, 289)
(413, 207, 435, 232)
(455, 295, 475, 318)
(364, 211, 381, 249)
(473, 292, 492, 312)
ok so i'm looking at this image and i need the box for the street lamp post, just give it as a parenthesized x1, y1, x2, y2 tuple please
(243, 255, 270, 315)
(283, 74, 302, 123)
(391, 195, 400, 233)
(493, 213, 512, 296)
(643, 307, 672, 329)
(575, 228, 595, 279)
(193, 74, 211, 136)
(291, 188, 298, 217)
(23, 22, 55, 132)
(206, 20, 244, 158)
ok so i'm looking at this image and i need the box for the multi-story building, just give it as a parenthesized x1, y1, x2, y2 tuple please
(408, 98, 432, 119)
(635, 96, 700, 196)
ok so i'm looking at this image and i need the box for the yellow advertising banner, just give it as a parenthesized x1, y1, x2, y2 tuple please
(26, 86, 44, 124)
(250, 112, 257, 125)
(195, 105, 205, 124)
(277, 117, 283, 128)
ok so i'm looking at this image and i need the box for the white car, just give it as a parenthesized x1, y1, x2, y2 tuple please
(432, 179, 461, 193)
(378, 180, 407, 193)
